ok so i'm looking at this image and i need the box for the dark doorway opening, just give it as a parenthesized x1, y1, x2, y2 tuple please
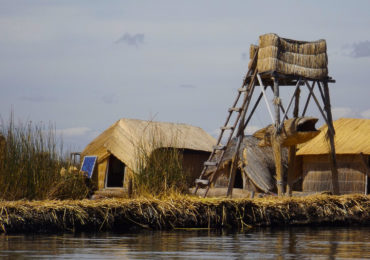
(234, 169, 244, 188)
(106, 155, 125, 188)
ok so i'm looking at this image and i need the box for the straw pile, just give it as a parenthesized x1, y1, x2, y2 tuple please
(250, 33, 328, 79)
(254, 117, 320, 147)
(0, 194, 368, 233)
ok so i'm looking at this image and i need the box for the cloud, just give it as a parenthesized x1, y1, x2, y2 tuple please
(115, 33, 145, 47)
(179, 84, 197, 89)
(360, 109, 370, 118)
(331, 107, 355, 119)
(20, 96, 57, 102)
(56, 127, 92, 137)
(346, 40, 370, 58)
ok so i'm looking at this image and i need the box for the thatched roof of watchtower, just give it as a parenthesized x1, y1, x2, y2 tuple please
(249, 33, 328, 80)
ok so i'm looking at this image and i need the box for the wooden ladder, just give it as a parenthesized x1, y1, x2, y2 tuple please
(194, 53, 259, 197)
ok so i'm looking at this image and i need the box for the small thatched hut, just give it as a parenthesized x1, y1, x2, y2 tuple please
(208, 136, 288, 194)
(81, 118, 216, 191)
(296, 118, 370, 194)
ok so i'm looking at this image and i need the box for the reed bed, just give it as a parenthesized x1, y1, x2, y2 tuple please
(0, 194, 368, 234)
(133, 125, 188, 196)
(0, 114, 89, 200)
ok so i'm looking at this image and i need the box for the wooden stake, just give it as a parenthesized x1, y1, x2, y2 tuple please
(272, 77, 284, 196)
(286, 87, 300, 196)
(322, 81, 340, 195)
(359, 153, 369, 195)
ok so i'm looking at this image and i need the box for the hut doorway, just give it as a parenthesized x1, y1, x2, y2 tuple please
(105, 155, 125, 188)
(234, 169, 244, 189)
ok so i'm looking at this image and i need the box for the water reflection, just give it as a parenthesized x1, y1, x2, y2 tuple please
(0, 226, 369, 259)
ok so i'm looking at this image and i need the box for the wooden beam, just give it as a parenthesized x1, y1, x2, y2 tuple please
(304, 80, 329, 123)
(302, 81, 315, 117)
(272, 77, 284, 196)
(279, 79, 301, 130)
(322, 82, 339, 195)
(242, 91, 264, 134)
(286, 87, 300, 196)
(359, 153, 369, 195)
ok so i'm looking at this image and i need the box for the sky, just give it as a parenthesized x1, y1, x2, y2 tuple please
(0, 1, 370, 151)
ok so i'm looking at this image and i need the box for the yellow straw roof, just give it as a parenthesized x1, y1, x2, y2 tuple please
(81, 118, 216, 170)
(296, 118, 370, 156)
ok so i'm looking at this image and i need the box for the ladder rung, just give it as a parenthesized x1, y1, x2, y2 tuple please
(238, 88, 247, 92)
(213, 145, 226, 150)
(221, 126, 234, 130)
(195, 179, 209, 186)
(228, 107, 242, 112)
(204, 161, 218, 167)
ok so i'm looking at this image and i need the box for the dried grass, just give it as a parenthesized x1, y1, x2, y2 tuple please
(0, 113, 90, 200)
(252, 33, 328, 79)
(0, 194, 368, 233)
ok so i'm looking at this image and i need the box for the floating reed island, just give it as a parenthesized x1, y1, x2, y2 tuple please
(0, 194, 369, 234)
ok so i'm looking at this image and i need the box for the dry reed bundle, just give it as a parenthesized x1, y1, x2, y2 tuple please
(251, 33, 328, 79)
(0, 194, 368, 234)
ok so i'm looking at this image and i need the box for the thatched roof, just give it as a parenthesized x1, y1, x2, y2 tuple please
(81, 118, 216, 171)
(250, 33, 328, 80)
(297, 118, 370, 156)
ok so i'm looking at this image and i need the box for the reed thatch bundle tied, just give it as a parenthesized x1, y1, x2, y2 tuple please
(249, 33, 328, 79)
(253, 117, 320, 147)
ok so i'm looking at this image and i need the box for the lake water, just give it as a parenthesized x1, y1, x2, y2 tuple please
(0, 226, 369, 259)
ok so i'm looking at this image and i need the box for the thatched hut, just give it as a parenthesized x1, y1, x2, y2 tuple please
(81, 118, 216, 191)
(207, 136, 288, 194)
(295, 118, 370, 194)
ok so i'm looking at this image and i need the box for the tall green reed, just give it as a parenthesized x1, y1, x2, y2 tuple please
(133, 125, 188, 196)
(0, 113, 89, 200)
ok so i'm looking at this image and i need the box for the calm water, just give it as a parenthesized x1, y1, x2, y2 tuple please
(0, 226, 369, 259)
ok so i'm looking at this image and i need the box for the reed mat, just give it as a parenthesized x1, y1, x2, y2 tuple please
(0, 194, 368, 234)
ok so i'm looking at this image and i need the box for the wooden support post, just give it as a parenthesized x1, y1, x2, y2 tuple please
(359, 153, 369, 195)
(286, 87, 300, 196)
(272, 77, 284, 196)
(322, 81, 340, 195)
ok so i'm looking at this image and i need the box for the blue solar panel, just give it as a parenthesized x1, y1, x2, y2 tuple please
(81, 156, 97, 178)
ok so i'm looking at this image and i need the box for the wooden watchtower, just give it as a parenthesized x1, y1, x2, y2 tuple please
(195, 33, 339, 197)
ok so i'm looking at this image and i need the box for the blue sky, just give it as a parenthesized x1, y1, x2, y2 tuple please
(1, 1, 369, 150)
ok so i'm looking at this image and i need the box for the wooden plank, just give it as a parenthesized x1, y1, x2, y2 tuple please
(195, 179, 210, 186)
(204, 161, 218, 166)
(213, 145, 226, 150)
(228, 107, 243, 112)
(220, 126, 234, 130)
